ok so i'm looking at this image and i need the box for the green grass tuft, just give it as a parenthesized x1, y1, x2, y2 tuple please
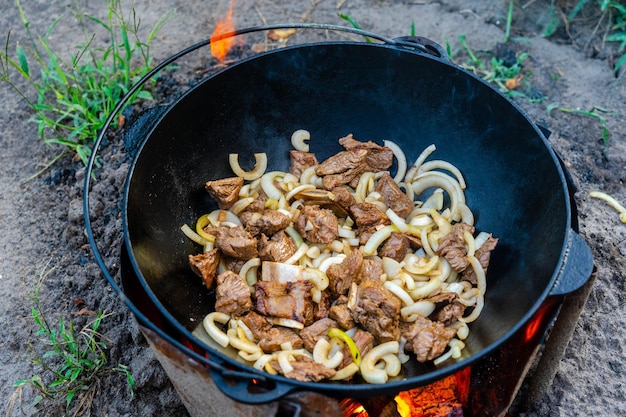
(0, 0, 175, 169)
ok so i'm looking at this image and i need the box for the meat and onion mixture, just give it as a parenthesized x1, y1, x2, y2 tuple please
(182, 130, 498, 384)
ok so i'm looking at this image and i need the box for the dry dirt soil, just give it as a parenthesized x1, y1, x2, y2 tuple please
(1, 1, 625, 417)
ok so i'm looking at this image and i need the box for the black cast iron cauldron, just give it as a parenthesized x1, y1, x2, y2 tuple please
(85, 24, 593, 404)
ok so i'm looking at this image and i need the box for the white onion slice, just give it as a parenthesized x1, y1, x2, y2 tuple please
(405, 144, 436, 182)
(418, 160, 467, 189)
(383, 139, 407, 183)
(291, 129, 311, 152)
(260, 171, 285, 200)
(229, 153, 268, 181)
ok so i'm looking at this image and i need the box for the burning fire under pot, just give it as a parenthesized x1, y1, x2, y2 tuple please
(84, 11, 595, 417)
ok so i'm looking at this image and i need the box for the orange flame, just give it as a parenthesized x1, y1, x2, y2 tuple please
(210, 0, 236, 63)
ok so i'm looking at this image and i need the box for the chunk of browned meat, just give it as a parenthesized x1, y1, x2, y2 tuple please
(313, 290, 331, 321)
(223, 256, 246, 274)
(258, 231, 297, 263)
(329, 296, 355, 330)
(300, 318, 338, 352)
(214, 271, 253, 317)
(289, 150, 319, 178)
(378, 233, 410, 262)
(213, 226, 258, 260)
(436, 223, 475, 272)
(462, 235, 499, 284)
(254, 280, 315, 324)
(242, 190, 268, 213)
(405, 234, 423, 250)
(205, 177, 244, 209)
(315, 135, 393, 190)
(358, 259, 384, 282)
(259, 327, 303, 353)
(271, 355, 336, 382)
(402, 316, 457, 362)
(240, 209, 291, 237)
(316, 149, 368, 190)
(327, 249, 363, 297)
(338, 134, 394, 173)
(239, 311, 272, 341)
(294, 204, 339, 244)
(188, 248, 220, 288)
(330, 186, 356, 214)
(426, 292, 465, 326)
(349, 202, 390, 245)
(351, 280, 401, 342)
(315, 147, 366, 177)
(340, 328, 374, 369)
(376, 172, 414, 218)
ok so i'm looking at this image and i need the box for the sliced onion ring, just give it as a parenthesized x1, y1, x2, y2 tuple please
(383, 139, 407, 183)
(291, 129, 311, 152)
(229, 153, 268, 181)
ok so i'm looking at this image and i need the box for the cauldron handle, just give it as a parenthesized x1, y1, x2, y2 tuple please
(208, 360, 299, 404)
(548, 230, 594, 296)
(391, 36, 450, 62)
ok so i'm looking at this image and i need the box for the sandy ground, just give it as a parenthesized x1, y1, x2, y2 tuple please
(1, 1, 625, 416)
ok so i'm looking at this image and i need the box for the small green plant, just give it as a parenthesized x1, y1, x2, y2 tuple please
(9, 264, 134, 416)
(0, 0, 174, 168)
(458, 35, 538, 100)
(338, 13, 373, 43)
(547, 103, 615, 148)
(543, 0, 626, 74)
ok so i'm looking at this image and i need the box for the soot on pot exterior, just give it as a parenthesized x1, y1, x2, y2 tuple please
(121, 39, 593, 400)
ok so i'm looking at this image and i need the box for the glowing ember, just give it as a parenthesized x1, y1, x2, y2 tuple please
(394, 375, 463, 417)
(210, 0, 236, 63)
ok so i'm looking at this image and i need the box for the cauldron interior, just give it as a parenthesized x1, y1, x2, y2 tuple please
(124, 42, 569, 386)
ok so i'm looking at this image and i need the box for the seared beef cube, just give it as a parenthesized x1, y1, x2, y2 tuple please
(214, 271, 253, 317)
(258, 231, 297, 263)
(259, 327, 303, 353)
(330, 186, 356, 213)
(338, 134, 393, 173)
(271, 355, 336, 382)
(313, 290, 331, 321)
(243, 190, 268, 213)
(378, 233, 410, 262)
(289, 150, 318, 178)
(224, 256, 246, 274)
(315, 135, 394, 190)
(376, 172, 413, 218)
(329, 296, 355, 330)
(254, 280, 315, 324)
(358, 259, 384, 282)
(300, 318, 338, 352)
(214, 226, 258, 260)
(241, 209, 291, 237)
(436, 222, 475, 272)
(340, 328, 374, 369)
(462, 235, 499, 284)
(349, 202, 390, 245)
(294, 204, 339, 244)
(405, 234, 423, 250)
(426, 291, 466, 326)
(316, 148, 367, 178)
(205, 177, 244, 209)
(402, 316, 457, 362)
(240, 311, 272, 341)
(188, 248, 220, 288)
(316, 149, 368, 190)
(327, 249, 363, 297)
(351, 280, 401, 342)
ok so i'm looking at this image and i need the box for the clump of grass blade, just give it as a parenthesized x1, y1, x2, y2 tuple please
(7, 263, 134, 417)
(0, 0, 174, 169)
